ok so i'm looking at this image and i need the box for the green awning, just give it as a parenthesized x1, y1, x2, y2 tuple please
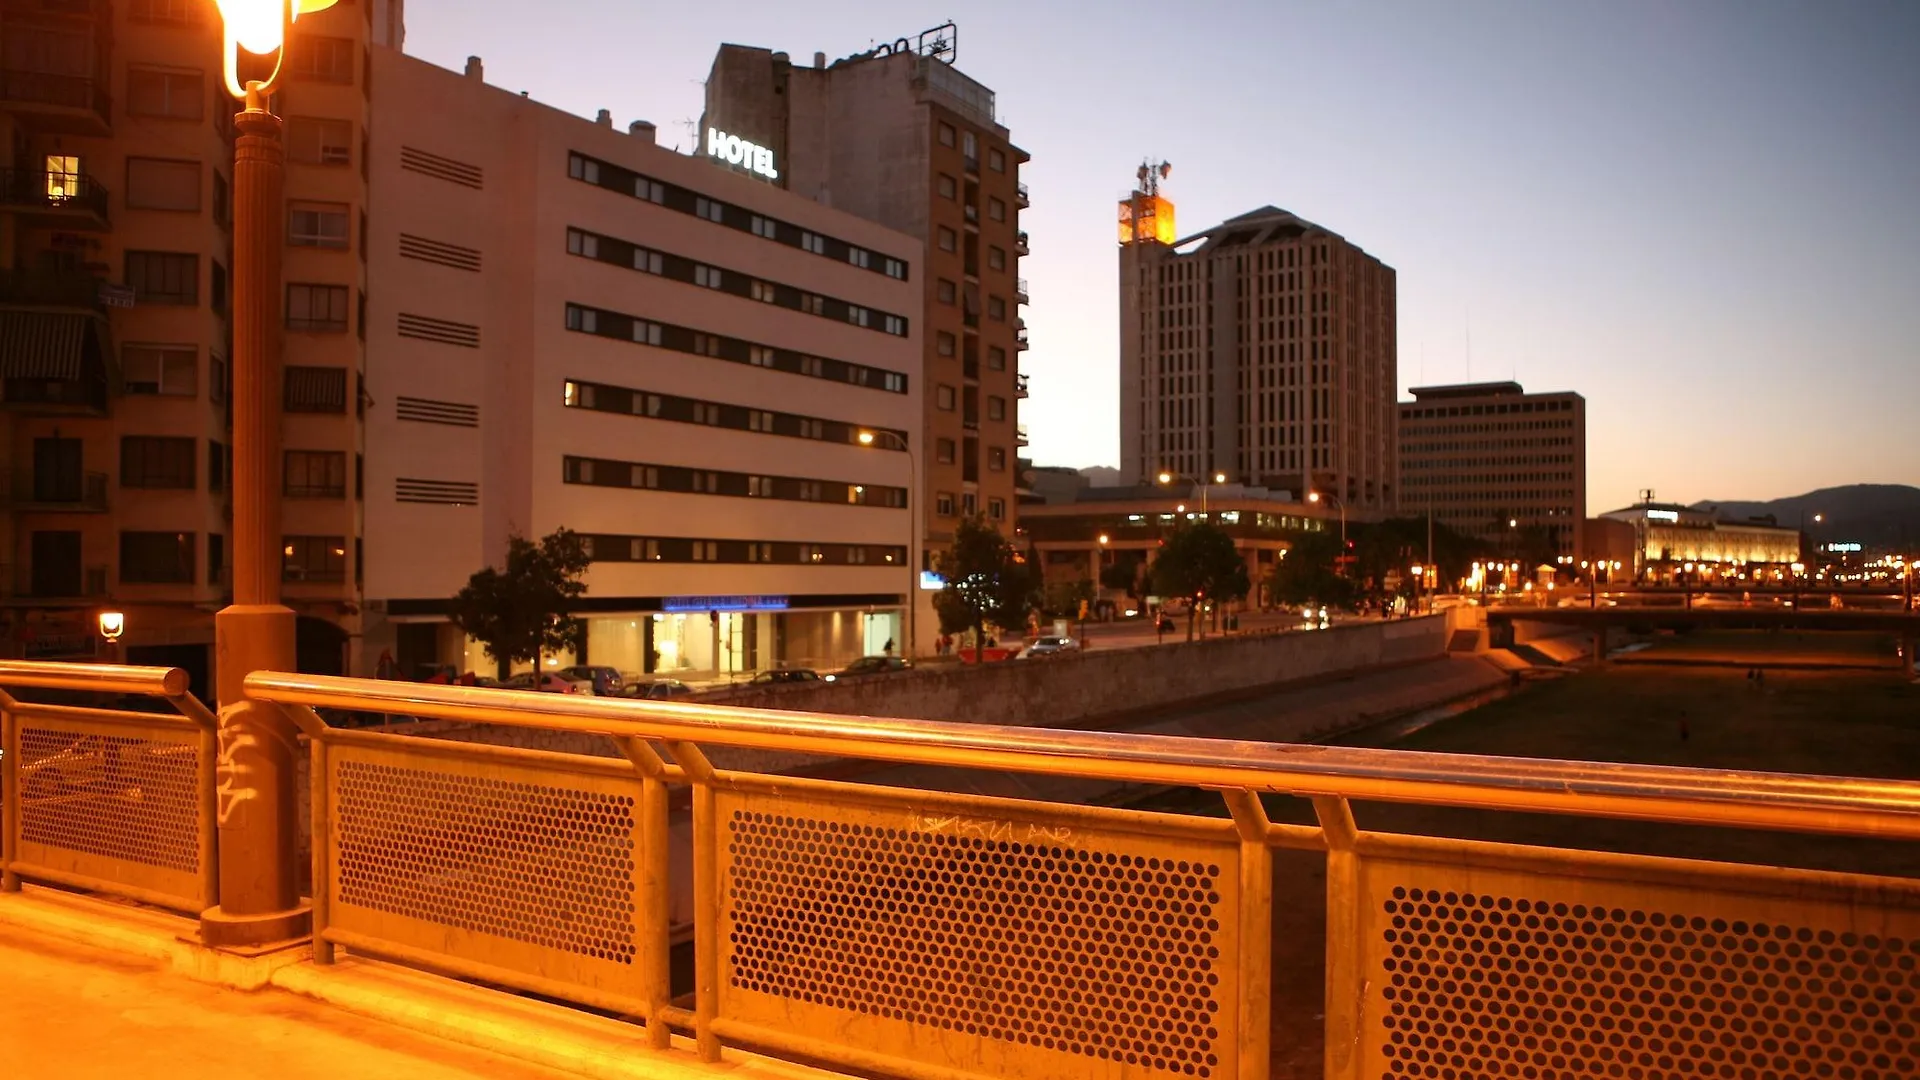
(0, 311, 89, 380)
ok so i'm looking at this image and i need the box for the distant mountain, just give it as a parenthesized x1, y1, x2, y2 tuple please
(1691, 484, 1920, 549)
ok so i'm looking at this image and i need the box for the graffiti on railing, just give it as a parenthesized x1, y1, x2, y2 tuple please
(918, 813, 1074, 845)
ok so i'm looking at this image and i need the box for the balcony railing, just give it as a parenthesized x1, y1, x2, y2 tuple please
(7, 468, 107, 511)
(963, 203, 978, 224)
(1016, 422, 1030, 445)
(1015, 326, 1030, 350)
(0, 266, 106, 310)
(0, 69, 111, 134)
(1015, 230, 1029, 256)
(1015, 276, 1029, 304)
(1016, 372, 1030, 398)
(0, 167, 108, 226)
(1015, 181, 1029, 208)
(14, 659, 1920, 1080)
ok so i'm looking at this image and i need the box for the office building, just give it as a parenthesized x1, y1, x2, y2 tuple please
(0, 0, 373, 696)
(1398, 381, 1587, 556)
(360, 51, 922, 681)
(700, 32, 1028, 654)
(1599, 501, 1800, 582)
(1118, 189, 1397, 513)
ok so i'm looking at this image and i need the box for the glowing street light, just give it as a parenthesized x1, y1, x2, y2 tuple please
(1156, 470, 1228, 514)
(97, 610, 125, 642)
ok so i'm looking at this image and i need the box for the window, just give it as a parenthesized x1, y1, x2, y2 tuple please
(209, 440, 225, 492)
(936, 385, 956, 411)
(938, 123, 955, 147)
(963, 493, 978, 516)
(937, 332, 956, 357)
(938, 279, 956, 305)
(211, 356, 227, 403)
(847, 247, 870, 269)
(989, 296, 1006, 321)
(846, 305, 871, 328)
(211, 260, 226, 316)
(883, 257, 906, 280)
(124, 158, 200, 211)
(130, 0, 199, 24)
(937, 227, 957, 252)
(288, 201, 349, 248)
(694, 264, 723, 289)
(988, 396, 1006, 421)
(988, 447, 1007, 471)
(988, 198, 1006, 222)
(286, 117, 352, 165)
(286, 283, 349, 332)
(285, 366, 348, 412)
(284, 450, 346, 498)
(283, 536, 347, 583)
(120, 436, 196, 489)
(989, 148, 1006, 172)
(694, 196, 725, 222)
(988, 246, 1006, 271)
(800, 231, 826, 255)
(43, 155, 79, 203)
(963, 131, 977, 159)
(936, 492, 956, 516)
(120, 532, 195, 585)
(749, 280, 776, 303)
(883, 315, 906, 336)
(121, 345, 195, 396)
(988, 498, 1006, 521)
(126, 66, 203, 119)
(288, 35, 354, 83)
(125, 251, 197, 305)
(938, 174, 956, 199)
(936, 438, 956, 465)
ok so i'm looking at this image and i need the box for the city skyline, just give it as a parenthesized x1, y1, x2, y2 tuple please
(411, 0, 1920, 511)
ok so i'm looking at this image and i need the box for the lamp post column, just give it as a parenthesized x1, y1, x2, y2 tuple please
(202, 90, 307, 948)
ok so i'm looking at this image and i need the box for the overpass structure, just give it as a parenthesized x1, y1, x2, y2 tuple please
(1482, 605, 1919, 675)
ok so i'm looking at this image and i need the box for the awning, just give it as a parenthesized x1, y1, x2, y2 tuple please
(0, 311, 88, 380)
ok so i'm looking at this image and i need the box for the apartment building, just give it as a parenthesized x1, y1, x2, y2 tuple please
(361, 51, 922, 681)
(1119, 197, 1398, 515)
(0, 0, 371, 697)
(700, 37, 1028, 654)
(1398, 381, 1586, 555)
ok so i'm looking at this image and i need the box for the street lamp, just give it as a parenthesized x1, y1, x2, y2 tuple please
(1307, 490, 1348, 553)
(859, 430, 917, 659)
(97, 610, 125, 663)
(1409, 565, 1424, 616)
(202, 0, 343, 951)
(1156, 470, 1228, 515)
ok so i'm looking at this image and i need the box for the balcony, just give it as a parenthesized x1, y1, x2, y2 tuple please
(9, 560, 106, 600)
(962, 358, 979, 382)
(0, 69, 111, 137)
(1016, 372, 1029, 398)
(1015, 277, 1029, 305)
(962, 410, 979, 431)
(1015, 181, 1029, 208)
(0, 266, 107, 311)
(1016, 422, 1030, 446)
(1015, 326, 1030, 351)
(6, 468, 107, 512)
(1015, 230, 1029, 256)
(963, 153, 979, 175)
(963, 202, 978, 224)
(0, 167, 108, 229)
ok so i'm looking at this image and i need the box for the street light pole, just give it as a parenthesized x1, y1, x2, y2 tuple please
(860, 431, 917, 658)
(200, 0, 339, 950)
(1157, 469, 1227, 517)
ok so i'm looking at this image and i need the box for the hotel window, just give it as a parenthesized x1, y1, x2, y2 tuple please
(695, 196, 725, 222)
(938, 123, 955, 148)
(124, 157, 200, 211)
(847, 305, 871, 328)
(127, 66, 204, 119)
(121, 345, 196, 396)
(938, 227, 957, 252)
(936, 438, 956, 465)
(988, 197, 1006, 222)
(694, 264, 724, 289)
(565, 229, 596, 258)
(937, 332, 956, 357)
(847, 247, 870, 269)
(883, 257, 906, 280)
(938, 174, 956, 199)
(800, 231, 827, 255)
(288, 201, 349, 248)
(936, 385, 956, 411)
(748, 345, 774, 367)
(938, 279, 956, 304)
(286, 117, 352, 165)
(749, 280, 776, 303)
(883, 315, 906, 336)
(750, 215, 776, 239)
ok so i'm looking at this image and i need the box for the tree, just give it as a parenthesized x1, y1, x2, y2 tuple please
(1269, 528, 1356, 609)
(1099, 557, 1144, 597)
(1149, 524, 1251, 641)
(932, 517, 1041, 659)
(448, 528, 592, 679)
(1042, 577, 1096, 619)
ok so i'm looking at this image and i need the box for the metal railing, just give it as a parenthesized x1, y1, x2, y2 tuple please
(8, 659, 1920, 1080)
(0, 167, 109, 222)
(0, 662, 219, 915)
(0, 266, 107, 310)
(7, 469, 108, 511)
(1015, 181, 1030, 207)
(0, 69, 110, 121)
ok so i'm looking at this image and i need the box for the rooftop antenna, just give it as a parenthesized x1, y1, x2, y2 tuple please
(677, 117, 698, 154)
(1136, 158, 1171, 197)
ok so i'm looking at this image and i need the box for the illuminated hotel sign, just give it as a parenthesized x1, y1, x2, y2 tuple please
(662, 595, 790, 613)
(1646, 510, 1680, 522)
(1828, 543, 1863, 553)
(706, 128, 779, 180)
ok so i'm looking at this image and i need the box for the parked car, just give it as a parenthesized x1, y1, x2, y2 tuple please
(558, 665, 623, 696)
(750, 668, 821, 685)
(500, 671, 587, 694)
(824, 656, 911, 682)
(636, 679, 696, 700)
(1023, 636, 1081, 658)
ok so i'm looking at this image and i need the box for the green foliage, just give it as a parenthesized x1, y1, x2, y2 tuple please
(1042, 578, 1096, 618)
(931, 517, 1041, 654)
(448, 529, 592, 678)
(1150, 524, 1251, 639)
(1099, 555, 1144, 596)
(1268, 528, 1357, 608)
(1348, 516, 1487, 596)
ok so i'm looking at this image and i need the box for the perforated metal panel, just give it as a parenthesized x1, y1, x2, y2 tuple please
(1353, 846, 1920, 1080)
(716, 782, 1242, 1080)
(325, 739, 649, 1004)
(12, 714, 206, 907)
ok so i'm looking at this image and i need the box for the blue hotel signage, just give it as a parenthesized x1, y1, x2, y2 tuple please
(662, 595, 791, 613)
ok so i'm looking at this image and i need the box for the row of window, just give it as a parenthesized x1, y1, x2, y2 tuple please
(107, 530, 351, 585)
(579, 534, 906, 567)
(568, 152, 908, 282)
(1403, 400, 1578, 420)
(108, 437, 362, 498)
(932, 439, 1009, 471)
(564, 303, 907, 394)
(562, 378, 906, 451)
(566, 228, 908, 338)
(563, 456, 906, 509)
(933, 492, 1007, 521)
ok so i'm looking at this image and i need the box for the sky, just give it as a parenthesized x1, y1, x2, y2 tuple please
(402, 0, 1920, 512)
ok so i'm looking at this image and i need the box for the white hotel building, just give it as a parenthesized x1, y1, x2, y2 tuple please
(361, 51, 922, 680)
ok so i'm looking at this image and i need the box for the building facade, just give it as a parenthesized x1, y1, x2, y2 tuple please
(699, 39, 1028, 654)
(1397, 381, 1587, 557)
(1599, 502, 1800, 582)
(359, 51, 923, 681)
(1119, 197, 1397, 515)
(0, 0, 373, 697)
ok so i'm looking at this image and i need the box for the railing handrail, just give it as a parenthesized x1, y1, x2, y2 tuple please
(0, 660, 188, 698)
(246, 670, 1920, 840)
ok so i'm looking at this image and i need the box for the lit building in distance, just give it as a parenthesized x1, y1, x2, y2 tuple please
(0, 0, 377, 693)
(1599, 501, 1801, 582)
(1119, 188, 1397, 513)
(1398, 381, 1587, 556)
(700, 29, 1028, 654)
(360, 51, 921, 680)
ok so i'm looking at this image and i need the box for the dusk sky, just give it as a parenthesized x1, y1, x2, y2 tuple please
(406, 0, 1919, 512)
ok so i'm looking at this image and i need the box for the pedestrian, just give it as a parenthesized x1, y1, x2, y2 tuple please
(883, 637, 895, 657)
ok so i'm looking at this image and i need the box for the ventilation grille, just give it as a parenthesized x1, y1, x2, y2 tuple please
(726, 809, 1227, 1077)
(399, 233, 482, 272)
(334, 759, 636, 962)
(399, 145, 484, 190)
(1379, 886, 1920, 1079)
(17, 726, 200, 873)
(397, 313, 480, 349)
(396, 477, 478, 505)
(395, 395, 479, 427)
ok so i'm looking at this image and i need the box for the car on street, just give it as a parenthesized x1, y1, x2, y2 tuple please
(501, 671, 588, 694)
(750, 668, 821, 685)
(1022, 636, 1081, 658)
(824, 656, 911, 682)
(557, 665, 623, 696)
(614, 679, 697, 700)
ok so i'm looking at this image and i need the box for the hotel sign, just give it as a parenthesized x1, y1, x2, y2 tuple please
(662, 595, 790, 613)
(706, 128, 779, 181)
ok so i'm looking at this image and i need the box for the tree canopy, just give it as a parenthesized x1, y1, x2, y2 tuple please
(448, 528, 592, 678)
(1267, 527, 1357, 609)
(931, 517, 1041, 656)
(1149, 524, 1251, 640)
